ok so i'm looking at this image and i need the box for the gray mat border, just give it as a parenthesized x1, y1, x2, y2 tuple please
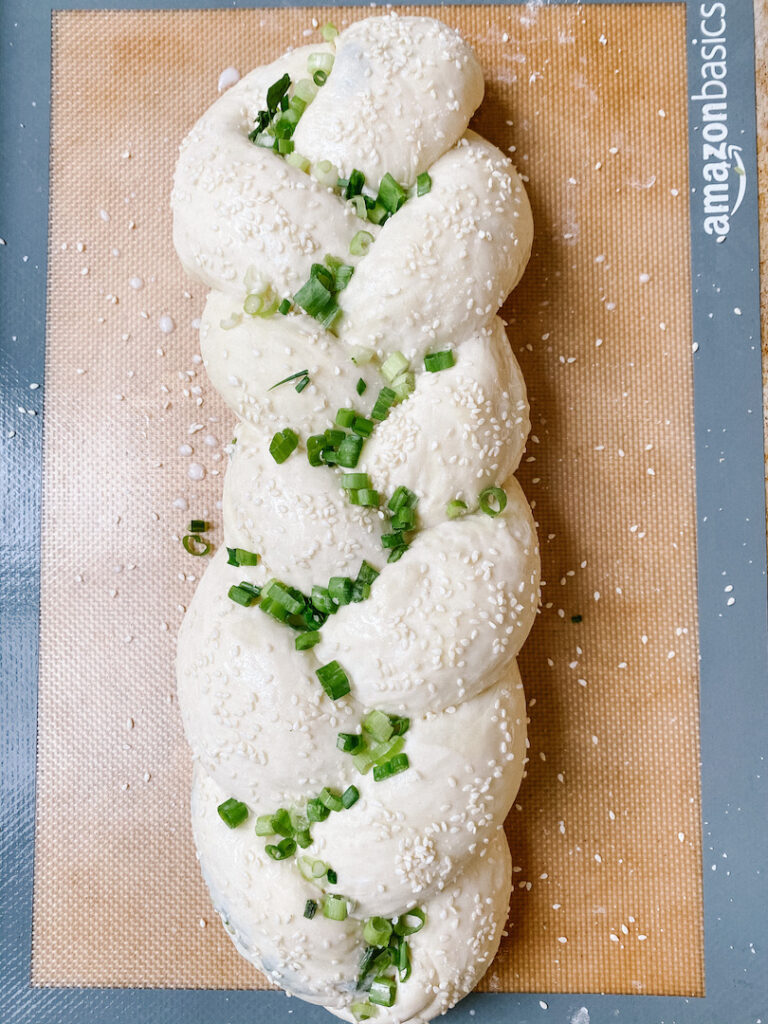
(1, 1, 766, 1021)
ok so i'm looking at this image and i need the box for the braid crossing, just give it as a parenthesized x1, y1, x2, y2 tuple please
(173, 15, 539, 1023)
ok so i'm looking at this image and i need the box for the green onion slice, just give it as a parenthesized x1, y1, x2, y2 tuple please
(478, 486, 507, 517)
(381, 350, 409, 383)
(416, 171, 432, 196)
(446, 499, 468, 519)
(295, 630, 321, 651)
(424, 349, 455, 372)
(183, 534, 211, 557)
(342, 785, 359, 808)
(304, 899, 318, 919)
(369, 976, 396, 1007)
(265, 837, 296, 860)
(322, 894, 348, 921)
(217, 797, 248, 828)
(377, 172, 407, 214)
(269, 428, 299, 464)
(363, 916, 393, 947)
(350, 230, 374, 256)
(269, 369, 309, 390)
(316, 660, 351, 700)
(189, 519, 207, 533)
(393, 906, 426, 936)
(254, 814, 275, 836)
(362, 709, 394, 743)
(228, 583, 260, 607)
(373, 752, 410, 781)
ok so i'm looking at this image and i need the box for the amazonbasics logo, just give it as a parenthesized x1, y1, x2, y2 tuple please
(693, 2, 746, 238)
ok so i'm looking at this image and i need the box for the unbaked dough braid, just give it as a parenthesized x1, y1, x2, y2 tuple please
(173, 15, 538, 1023)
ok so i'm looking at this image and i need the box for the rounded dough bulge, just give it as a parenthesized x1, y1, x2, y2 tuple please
(360, 319, 530, 528)
(178, 548, 358, 809)
(314, 477, 540, 716)
(307, 668, 527, 918)
(224, 422, 384, 593)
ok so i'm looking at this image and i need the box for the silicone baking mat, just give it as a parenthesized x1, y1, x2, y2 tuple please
(1, 1, 766, 1023)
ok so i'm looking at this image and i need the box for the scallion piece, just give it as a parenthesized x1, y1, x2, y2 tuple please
(424, 349, 455, 372)
(363, 709, 394, 743)
(381, 532, 405, 549)
(234, 548, 259, 565)
(296, 828, 313, 848)
(348, 488, 380, 507)
(322, 894, 348, 921)
(340, 472, 370, 490)
(294, 77, 318, 104)
(268, 369, 308, 390)
(357, 561, 380, 586)
(373, 752, 409, 781)
(308, 52, 334, 75)
(363, 916, 393, 947)
(416, 171, 432, 196)
(321, 22, 338, 42)
(391, 507, 415, 531)
(389, 715, 410, 736)
(294, 274, 332, 317)
(269, 428, 299, 464)
(318, 299, 342, 333)
(478, 486, 507, 517)
(183, 534, 211, 557)
(352, 748, 376, 775)
(350, 230, 374, 256)
(295, 630, 321, 651)
(313, 69, 328, 87)
(254, 814, 275, 836)
(324, 254, 355, 292)
(337, 732, 363, 753)
(377, 172, 407, 214)
(189, 519, 207, 533)
(270, 807, 293, 837)
(369, 976, 396, 1007)
(306, 798, 331, 823)
(351, 1002, 376, 1022)
(306, 434, 327, 467)
(393, 906, 426, 936)
(226, 547, 240, 565)
(381, 350, 409, 383)
(391, 370, 415, 401)
(295, 375, 310, 393)
(353, 415, 374, 437)
(356, 377, 367, 395)
(311, 158, 338, 187)
(319, 787, 344, 812)
(446, 499, 468, 519)
(328, 576, 353, 605)
(244, 285, 279, 317)
(316, 660, 351, 700)
(266, 73, 291, 115)
(265, 837, 296, 860)
(396, 937, 411, 981)
(311, 586, 336, 615)
(228, 583, 260, 607)
(217, 797, 248, 828)
(335, 407, 356, 428)
(368, 735, 404, 765)
(370, 386, 396, 421)
(387, 544, 408, 563)
(342, 785, 359, 808)
(366, 200, 389, 225)
(276, 138, 295, 155)
(345, 168, 365, 199)
(304, 899, 318, 919)
(388, 485, 418, 512)
(336, 434, 363, 468)
(326, 868, 338, 885)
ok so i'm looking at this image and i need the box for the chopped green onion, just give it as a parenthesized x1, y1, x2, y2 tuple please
(308, 52, 334, 75)
(387, 544, 408, 563)
(357, 561, 380, 586)
(337, 732, 363, 753)
(336, 434, 363, 468)
(345, 168, 365, 198)
(313, 69, 328, 87)
(228, 583, 260, 607)
(276, 138, 294, 155)
(349, 194, 367, 218)
(219, 311, 242, 330)
(363, 916, 393, 947)
(571, 614, 583, 623)
(306, 798, 331, 823)
(342, 785, 359, 808)
(396, 937, 411, 981)
(189, 519, 207, 533)
(269, 428, 299, 464)
(324, 254, 355, 291)
(335, 407, 356, 428)
(366, 200, 390, 225)
(357, 946, 391, 990)
(393, 906, 426, 936)
(388, 485, 418, 513)
(321, 22, 338, 42)
(391, 507, 416, 531)
(234, 548, 259, 565)
(377, 172, 407, 214)
(323, 894, 348, 921)
(294, 78, 318, 104)
(391, 370, 415, 401)
(297, 855, 328, 880)
(289, 95, 307, 116)
(254, 814, 275, 836)
(304, 899, 318, 919)
(381, 351, 409, 383)
(295, 375, 310, 393)
(244, 285, 279, 317)
(284, 151, 310, 173)
(348, 344, 376, 365)
(389, 715, 410, 736)
(381, 532, 405, 549)
(416, 171, 432, 196)
(356, 377, 367, 395)
(446, 499, 468, 519)
(370, 386, 396, 421)
(217, 797, 248, 828)
(328, 576, 353, 605)
(265, 837, 296, 860)
(319, 787, 344, 812)
(226, 547, 240, 565)
(295, 630, 321, 651)
(340, 472, 370, 489)
(350, 230, 374, 256)
(311, 159, 339, 187)
(294, 274, 333, 316)
(270, 807, 293, 837)
(348, 488, 381, 507)
(478, 486, 507, 517)
(306, 434, 327, 467)
(316, 660, 351, 700)
(353, 415, 374, 437)
(351, 1002, 376, 1021)
(326, 867, 338, 885)
(373, 752, 410, 781)
(311, 585, 336, 615)
(183, 534, 211, 556)
(363, 709, 394, 743)
(318, 299, 342, 333)
(269, 369, 309, 390)
(352, 748, 376, 775)
(296, 828, 313, 848)
(424, 349, 455, 373)
(369, 976, 396, 1007)
(368, 735, 404, 765)
(266, 73, 291, 115)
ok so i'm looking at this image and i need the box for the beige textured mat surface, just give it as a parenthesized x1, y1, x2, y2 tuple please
(33, 4, 704, 997)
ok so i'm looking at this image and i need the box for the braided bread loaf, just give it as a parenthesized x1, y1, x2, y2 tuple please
(173, 15, 538, 1022)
